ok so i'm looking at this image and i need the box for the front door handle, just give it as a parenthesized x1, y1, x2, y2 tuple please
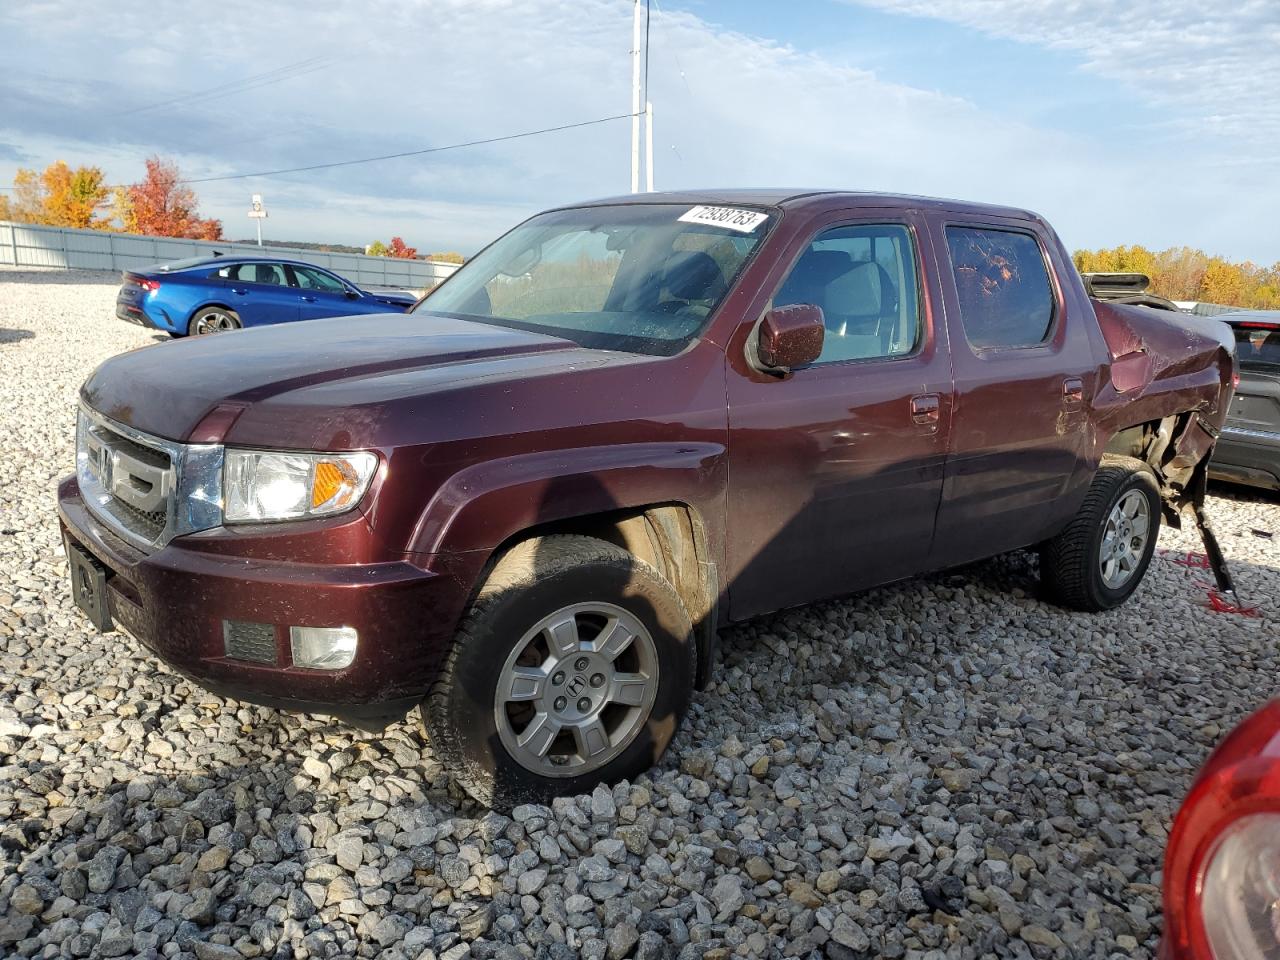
(1063, 377, 1084, 404)
(910, 393, 941, 425)
(300, 295, 318, 303)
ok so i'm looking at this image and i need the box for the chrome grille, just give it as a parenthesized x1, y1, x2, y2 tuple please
(76, 405, 226, 552)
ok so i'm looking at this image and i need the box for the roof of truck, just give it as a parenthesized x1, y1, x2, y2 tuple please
(568, 189, 1041, 221)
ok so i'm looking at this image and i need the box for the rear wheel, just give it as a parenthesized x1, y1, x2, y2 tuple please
(422, 535, 695, 808)
(1040, 455, 1161, 611)
(188, 307, 241, 336)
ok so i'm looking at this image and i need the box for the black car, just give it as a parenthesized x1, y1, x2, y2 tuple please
(1212, 312, 1280, 491)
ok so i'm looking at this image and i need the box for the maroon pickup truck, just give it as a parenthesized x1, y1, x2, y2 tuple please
(58, 190, 1235, 805)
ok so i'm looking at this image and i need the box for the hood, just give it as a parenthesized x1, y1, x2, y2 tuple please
(365, 290, 418, 307)
(81, 313, 639, 445)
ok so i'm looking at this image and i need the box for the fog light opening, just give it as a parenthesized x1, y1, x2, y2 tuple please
(289, 625, 358, 670)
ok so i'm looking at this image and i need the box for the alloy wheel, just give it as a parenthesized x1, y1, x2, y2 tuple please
(494, 602, 659, 777)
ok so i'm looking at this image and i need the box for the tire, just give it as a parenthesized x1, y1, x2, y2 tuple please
(1040, 455, 1161, 611)
(423, 535, 696, 808)
(188, 306, 241, 336)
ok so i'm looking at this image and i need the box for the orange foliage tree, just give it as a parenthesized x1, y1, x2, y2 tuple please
(1074, 245, 1280, 310)
(3, 162, 109, 227)
(117, 157, 222, 240)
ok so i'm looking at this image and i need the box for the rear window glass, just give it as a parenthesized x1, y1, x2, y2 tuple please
(946, 226, 1054, 349)
(1233, 324, 1280, 368)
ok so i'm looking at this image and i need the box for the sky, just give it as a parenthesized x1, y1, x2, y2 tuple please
(1, 0, 1276, 261)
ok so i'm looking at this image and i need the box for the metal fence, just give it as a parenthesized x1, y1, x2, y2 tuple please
(0, 220, 460, 290)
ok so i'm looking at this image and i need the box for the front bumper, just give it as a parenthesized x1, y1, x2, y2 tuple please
(58, 475, 469, 730)
(1210, 428, 1280, 491)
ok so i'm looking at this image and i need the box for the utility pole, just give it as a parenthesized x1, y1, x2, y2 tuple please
(645, 100, 654, 193)
(630, 0, 642, 193)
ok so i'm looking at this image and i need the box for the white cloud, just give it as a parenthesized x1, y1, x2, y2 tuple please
(842, 0, 1280, 149)
(0, 0, 1275, 260)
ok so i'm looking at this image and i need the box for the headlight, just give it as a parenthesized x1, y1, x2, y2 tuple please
(1201, 813, 1280, 959)
(223, 450, 378, 523)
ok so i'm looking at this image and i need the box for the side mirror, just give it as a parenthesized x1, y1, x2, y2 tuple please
(754, 304, 824, 371)
(345, 287, 361, 299)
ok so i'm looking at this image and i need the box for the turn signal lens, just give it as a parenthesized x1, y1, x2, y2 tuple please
(311, 458, 362, 511)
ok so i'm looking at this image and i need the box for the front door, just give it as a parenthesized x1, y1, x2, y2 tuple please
(925, 216, 1098, 569)
(290, 265, 363, 320)
(725, 213, 954, 620)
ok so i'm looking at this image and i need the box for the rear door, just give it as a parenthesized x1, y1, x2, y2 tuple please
(223, 262, 299, 325)
(289, 265, 366, 320)
(926, 216, 1098, 568)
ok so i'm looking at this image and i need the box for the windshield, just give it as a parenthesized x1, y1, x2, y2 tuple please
(414, 203, 774, 355)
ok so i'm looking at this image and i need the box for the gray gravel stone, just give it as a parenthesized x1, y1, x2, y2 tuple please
(2, 269, 1278, 959)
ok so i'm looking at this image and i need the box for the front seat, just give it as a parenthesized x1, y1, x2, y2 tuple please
(254, 263, 280, 285)
(656, 251, 727, 316)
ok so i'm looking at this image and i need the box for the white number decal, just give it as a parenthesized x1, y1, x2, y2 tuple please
(678, 205, 770, 233)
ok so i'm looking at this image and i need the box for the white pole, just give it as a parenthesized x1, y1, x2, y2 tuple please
(630, 0, 642, 193)
(645, 100, 654, 192)
(256, 219, 262, 247)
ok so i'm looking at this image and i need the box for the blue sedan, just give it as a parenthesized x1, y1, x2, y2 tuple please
(114, 256, 419, 336)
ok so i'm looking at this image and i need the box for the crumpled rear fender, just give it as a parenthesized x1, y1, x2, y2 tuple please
(1091, 300, 1236, 524)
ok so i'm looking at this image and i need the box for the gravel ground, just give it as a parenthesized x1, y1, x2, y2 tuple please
(1, 267, 1278, 960)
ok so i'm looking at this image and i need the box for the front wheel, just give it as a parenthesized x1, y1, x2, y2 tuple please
(1040, 456, 1161, 611)
(422, 535, 696, 808)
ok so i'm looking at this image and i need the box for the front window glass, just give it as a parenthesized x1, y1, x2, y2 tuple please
(773, 223, 920, 363)
(293, 266, 346, 292)
(415, 204, 773, 355)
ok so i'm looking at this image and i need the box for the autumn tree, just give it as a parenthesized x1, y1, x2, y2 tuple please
(120, 156, 222, 240)
(1074, 244, 1280, 310)
(2, 162, 110, 227)
(366, 237, 419, 259)
(9, 168, 50, 223)
(427, 251, 465, 264)
(41, 161, 110, 228)
(387, 236, 417, 259)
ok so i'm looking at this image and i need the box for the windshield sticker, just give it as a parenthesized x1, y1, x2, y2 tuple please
(678, 205, 769, 233)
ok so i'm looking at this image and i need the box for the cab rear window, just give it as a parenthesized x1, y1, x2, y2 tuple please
(1232, 322, 1280, 369)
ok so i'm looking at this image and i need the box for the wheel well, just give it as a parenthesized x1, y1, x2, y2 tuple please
(1102, 411, 1210, 528)
(487, 503, 719, 689)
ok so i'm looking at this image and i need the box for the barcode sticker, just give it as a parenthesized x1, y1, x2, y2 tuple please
(678, 205, 770, 233)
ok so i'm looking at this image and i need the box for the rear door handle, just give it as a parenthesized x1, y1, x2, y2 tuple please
(910, 393, 941, 425)
(1063, 377, 1084, 404)
(300, 295, 318, 303)
(231, 287, 249, 296)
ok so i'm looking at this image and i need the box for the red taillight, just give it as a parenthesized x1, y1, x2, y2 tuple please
(1236, 321, 1280, 331)
(138, 279, 160, 292)
(1233, 369, 1241, 389)
(1163, 700, 1280, 960)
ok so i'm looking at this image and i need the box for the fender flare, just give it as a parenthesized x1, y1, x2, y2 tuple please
(406, 441, 725, 559)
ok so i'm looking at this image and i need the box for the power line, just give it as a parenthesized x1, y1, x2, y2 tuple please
(112, 56, 336, 117)
(0, 113, 641, 193)
(176, 113, 643, 185)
